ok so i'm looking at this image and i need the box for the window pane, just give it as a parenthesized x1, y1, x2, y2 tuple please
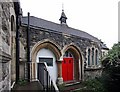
(39, 58, 53, 66)
(92, 48, 94, 65)
(95, 50, 98, 65)
(88, 49, 90, 66)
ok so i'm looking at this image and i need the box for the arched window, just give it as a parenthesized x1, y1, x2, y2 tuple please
(11, 15, 15, 31)
(95, 50, 98, 65)
(88, 49, 90, 66)
(92, 48, 94, 65)
(64, 51, 73, 57)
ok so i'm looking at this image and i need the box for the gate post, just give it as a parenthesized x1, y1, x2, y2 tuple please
(57, 60, 63, 85)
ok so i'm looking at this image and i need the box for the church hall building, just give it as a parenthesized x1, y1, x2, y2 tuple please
(0, 0, 109, 91)
(19, 10, 109, 85)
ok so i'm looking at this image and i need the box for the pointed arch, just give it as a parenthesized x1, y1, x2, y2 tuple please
(62, 43, 82, 59)
(31, 39, 62, 61)
(62, 43, 84, 81)
(30, 39, 62, 80)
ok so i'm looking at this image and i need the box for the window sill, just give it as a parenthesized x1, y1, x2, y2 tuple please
(85, 66, 102, 71)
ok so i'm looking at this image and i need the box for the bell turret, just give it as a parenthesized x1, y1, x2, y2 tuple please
(59, 9, 67, 25)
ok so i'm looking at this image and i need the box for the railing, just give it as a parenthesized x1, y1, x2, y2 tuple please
(37, 62, 59, 92)
(19, 61, 59, 92)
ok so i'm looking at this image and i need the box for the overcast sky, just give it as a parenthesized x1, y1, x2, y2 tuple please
(20, 0, 119, 48)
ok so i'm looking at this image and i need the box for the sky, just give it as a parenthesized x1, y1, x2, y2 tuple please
(20, 0, 119, 49)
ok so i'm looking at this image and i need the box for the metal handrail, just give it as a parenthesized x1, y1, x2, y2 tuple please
(20, 61, 59, 91)
(37, 62, 59, 92)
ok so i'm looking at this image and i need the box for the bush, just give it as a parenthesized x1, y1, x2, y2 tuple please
(101, 66, 120, 92)
(101, 42, 120, 92)
(82, 78, 106, 92)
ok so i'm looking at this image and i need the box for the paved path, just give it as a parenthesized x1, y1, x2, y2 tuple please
(12, 81, 83, 92)
(12, 81, 43, 91)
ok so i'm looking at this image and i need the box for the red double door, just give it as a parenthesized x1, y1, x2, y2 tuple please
(62, 58, 74, 81)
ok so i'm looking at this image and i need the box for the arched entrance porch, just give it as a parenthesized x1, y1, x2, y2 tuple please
(31, 40, 61, 83)
(62, 44, 83, 82)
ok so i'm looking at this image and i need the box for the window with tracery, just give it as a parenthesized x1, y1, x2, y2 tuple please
(88, 49, 90, 66)
(95, 50, 98, 65)
(92, 48, 94, 65)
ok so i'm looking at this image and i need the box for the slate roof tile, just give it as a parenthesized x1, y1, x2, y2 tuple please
(22, 16, 101, 43)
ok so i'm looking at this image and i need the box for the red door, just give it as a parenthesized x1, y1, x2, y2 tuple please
(62, 58, 73, 81)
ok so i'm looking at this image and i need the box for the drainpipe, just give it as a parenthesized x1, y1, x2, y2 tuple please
(27, 12, 30, 82)
(15, 2, 20, 83)
(16, 14, 19, 83)
(15, 0, 22, 83)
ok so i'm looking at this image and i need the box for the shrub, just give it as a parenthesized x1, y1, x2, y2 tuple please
(82, 78, 106, 92)
(101, 42, 120, 92)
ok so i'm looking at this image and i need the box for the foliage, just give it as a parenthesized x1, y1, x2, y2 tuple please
(82, 78, 106, 92)
(72, 42, 120, 92)
(18, 79, 27, 86)
(102, 42, 120, 65)
(101, 42, 120, 92)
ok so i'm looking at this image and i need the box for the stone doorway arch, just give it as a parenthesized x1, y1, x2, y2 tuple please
(62, 44, 83, 81)
(31, 40, 61, 81)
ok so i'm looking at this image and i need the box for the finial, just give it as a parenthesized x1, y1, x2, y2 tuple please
(59, 3, 67, 25)
(62, 3, 64, 12)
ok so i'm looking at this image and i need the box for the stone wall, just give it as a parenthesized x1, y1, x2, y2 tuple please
(0, 1, 16, 91)
(20, 25, 102, 80)
(20, 26, 101, 60)
(0, 52, 11, 91)
(84, 68, 102, 80)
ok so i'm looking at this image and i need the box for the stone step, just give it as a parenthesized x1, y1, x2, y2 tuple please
(71, 87, 86, 92)
(65, 81, 81, 87)
(61, 81, 82, 91)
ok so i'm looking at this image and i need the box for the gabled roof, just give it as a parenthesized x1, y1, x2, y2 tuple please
(22, 16, 100, 42)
